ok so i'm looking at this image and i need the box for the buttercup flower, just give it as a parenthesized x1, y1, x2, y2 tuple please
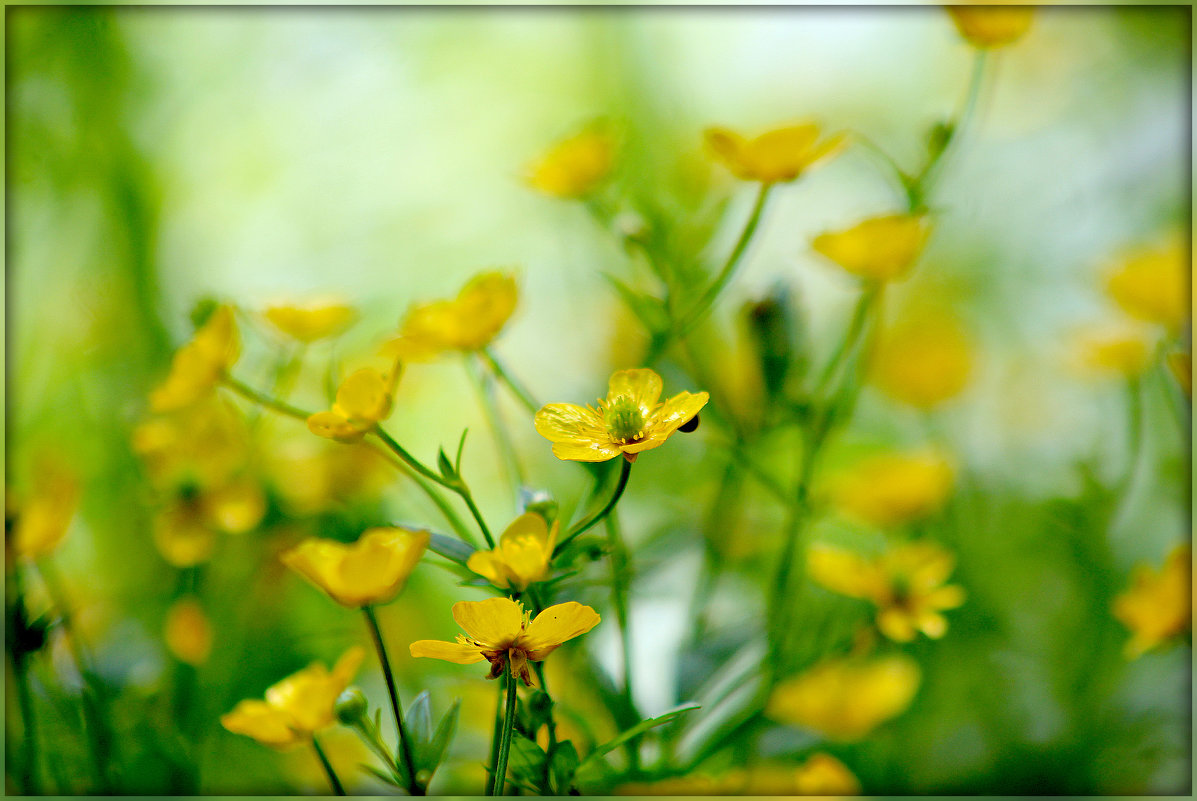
(871, 313, 973, 408)
(9, 460, 79, 560)
(809, 541, 966, 641)
(534, 368, 709, 462)
(706, 123, 844, 184)
(382, 272, 518, 362)
(307, 361, 401, 443)
(812, 214, 931, 282)
(947, 6, 1034, 48)
(264, 299, 356, 343)
(410, 597, 600, 685)
(828, 449, 954, 528)
(164, 596, 213, 666)
(1112, 544, 1191, 659)
(527, 125, 615, 199)
(221, 647, 364, 749)
(467, 512, 558, 591)
(150, 305, 239, 413)
(767, 653, 921, 741)
(282, 527, 430, 608)
(1104, 238, 1189, 331)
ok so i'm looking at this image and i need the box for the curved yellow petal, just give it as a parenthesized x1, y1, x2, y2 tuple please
(334, 368, 393, 423)
(307, 411, 365, 443)
(947, 6, 1033, 48)
(527, 128, 614, 199)
(452, 598, 524, 648)
(264, 302, 356, 343)
(336, 527, 429, 605)
(467, 550, 513, 589)
(409, 639, 487, 665)
(222, 699, 303, 749)
(812, 214, 930, 282)
(607, 368, 664, 410)
(808, 544, 884, 601)
(876, 608, 919, 642)
(647, 390, 709, 439)
(520, 601, 601, 654)
(551, 440, 624, 462)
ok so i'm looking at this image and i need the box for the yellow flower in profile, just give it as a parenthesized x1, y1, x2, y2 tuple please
(382, 272, 518, 362)
(829, 449, 954, 527)
(150, 305, 240, 413)
(809, 541, 966, 641)
(871, 313, 973, 408)
(264, 299, 356, 343)
(221, 647, 364, 749)
(164, 596, 213, 666)
(534, 368, 709, 462)
(282, 527, 429, 609)
(946, 6, 1034, 48)
(1168, 351, 1192, 397)
(706, 123, 844, 184)
(813, 214, 931, 282)
(527, 125, 615, 199)
(410, 597, 600, 685)
(9, 461, 79, 560)
(307, 362, 401, 443)
(1075, 323, 1153, 378)
(1112, 544, 1191, 659)
(467, 512, 558, 591)
(767, 653, 921, 741)
(1104, 239, 1189, 331)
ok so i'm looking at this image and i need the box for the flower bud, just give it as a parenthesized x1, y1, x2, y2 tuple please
(335, 687, 369, 725)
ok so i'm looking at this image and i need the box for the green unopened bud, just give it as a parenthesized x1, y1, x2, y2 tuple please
(335, 687, 369, 725)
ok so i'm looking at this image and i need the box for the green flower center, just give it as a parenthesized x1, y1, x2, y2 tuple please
(605, 396, 647, 443)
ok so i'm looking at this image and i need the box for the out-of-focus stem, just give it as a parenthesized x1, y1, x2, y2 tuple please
(554, 458, 633, 557)
(363, 606, 423, 796)
(480, 348, 540, 416)
(467, 356, 526, 493)
(312, 735, 346, 795)
(222, 374, 311, 422)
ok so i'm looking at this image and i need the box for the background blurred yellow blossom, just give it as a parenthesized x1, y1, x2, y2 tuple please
(812, 214, 931, 283)
(1112, 544, 1191, 659)
(307, 363, 401, 442)
(263, 298, 356, 343)
(1104, 238, 1189, 331)
(383, 271, 518, 361)
(946, 5, 1034, 48)
(527, 124, 615, 199)
(164, 596, 214, 666)
(9, 459, 79, 560)
(705, 123, 844, 184)
(150, 305, 239, 413)
(870, 312, 973, 408)
(827, 449, 954, 527)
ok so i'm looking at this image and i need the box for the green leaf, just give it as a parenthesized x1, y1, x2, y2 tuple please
(362, 763, 404, 789)
(436, 448, 457, 481)
(506, 734, 548, 792)
(602, 273, 668, 333)
(407, 690, 433, 750)
(579, 703, 700, 768)
(424, 699, 460, 777)
(454, 428, 469, 472)
(549, 740, 580, 795)
(429, 533, 476, 566)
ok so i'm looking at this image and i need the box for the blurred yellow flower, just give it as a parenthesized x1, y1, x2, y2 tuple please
(282, 527, 429, 609)
(265, 439, 392, 516)
(946, 6, 1034, 48)
(1104, 239, 1189, 331)
(133, 400, 255, 491)
(619, 756, 860, 796)
(1112, 544, 1191, 659)
(410, 597, 599, 685)
(467, 512, 558, 591)
(871, 313, 973, 408)
(1168, 351, 1192, 397)
(152, 477, 267, 567)
(829, 449, 954, 527)
(706, 123, 844, 184)
(534, 368, 709, 462)
(221, 647, 364, 749)
(1075, 323, 1153, 378)
(809, 541, 966, 641)
(150, 305, 240, 413)
(527, 125, 614, 199)
(264, 299, 356, 343)
(813, 214, 931, 282)
(767, 653, 921, 741)
(9, 460, 79, 560)
(164, 596, 213, 666)
(307, 362, 401, 443)
(382, 272, 518, 362)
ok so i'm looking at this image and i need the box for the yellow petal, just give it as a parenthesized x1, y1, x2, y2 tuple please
(409, 639, 487, 665)
(452, 598, 524, 648)
(607, 368, 664, 410)
(551, 440, 624, 462)
(451, 272, 519, 350)
(535, 404, 616, 461)
(153, 504, 217, 567)
(467, 550, 513, 589)
(792, 753, 862, 796)
(222, 699, 303, 749)
(306, 411, 365, 442)
(334, 368, 393, 424)
(264, 302, 356, 343)
(830, 450, 955, 527)
(336, 527, 430, 605)
(812, 214, 930, 282)
(871, 314, 973, 408)
(528, 127, 615, 199)
(164, 596, 213, 666)
(520, 602, 601, 655)
(205, 478, 266, 534)
(646, 391, 709, 439)
(11, 463, 79, 560)
(876, 608, 919, 642)
(808, 544, 884, 601)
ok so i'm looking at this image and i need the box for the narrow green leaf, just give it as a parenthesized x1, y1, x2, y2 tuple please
(407, 690, 433, 750)
(425, 699, 460, 775)
(429, 533, 476, 566)
(579, 703, 700, 767)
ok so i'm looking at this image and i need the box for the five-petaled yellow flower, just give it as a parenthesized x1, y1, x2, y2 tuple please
(828, 449, 954, 528)
(527, 125, 615, 199)
(812, 214, 931, 282)
(706, 123, 844, 184)
(467, 512, 558, 591)
(946, 6, 1034, 48)
(1112, 544, 1191, 659)
(282, 527, 430, 608)
(382, 272, 518, 362)
(871, 312, 973, 408)
(810, 541, 966, 641)
(264, 299, 356, 343)
(534, 368, 708, 463)
(9, 460, 79, 561)
(221, 647, 364, 749)
(151, 305, 240, 413)
(1104, 238, 1189, 332)
(410, 597, 600, 685)
(307, 361, 401, 443)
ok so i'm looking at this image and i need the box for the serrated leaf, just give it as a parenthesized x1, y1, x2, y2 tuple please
(429, 533, 476, 566)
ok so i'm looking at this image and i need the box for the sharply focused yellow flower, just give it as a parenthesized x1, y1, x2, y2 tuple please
(382, 272, 518, 362)
(527, 125, 615, 199)
(264, 299, 356, 343)
(281, 527, 430, 608)
(809, 541, 966, 641)
(829, 449, 954, 527)
(947, 6, 1034, 48)
(150, 305, 240, 413)
(813, 214, 931, 282)
(871, 313, 973, 408)
(1075, 323, 1154, 378)
(1112, 544, 1191, 659)
(221, 647, 364, 749)
(767, 653, 921, 741)
(534, 368, 708, 462)
(706, 123, 844, 184)
(1104, 239, 1189, 331)
(307, 362, 401, 443)
(164, 596, 213, 666)
(1168, 351, 1192, 397)
(9, 460, 79, 560)
(467, 512, 558, 591)
(410, 597, 600, 685)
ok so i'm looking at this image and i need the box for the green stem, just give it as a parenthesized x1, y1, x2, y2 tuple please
(221, 374, 313, 421)
(312, 735, 346, 795)
(554, 458, 633, 557)
(911, 49, 988, 209)
(689, 458, 744, 641)
(812, 283, 879, 399)
(604, 514, 642, 776)
(489, 669, 519, 796)
(363, 606, 423, 796)
(467, 356, 527, 492)
(480, 348, 540, 415)
(12, 651, 40, 795)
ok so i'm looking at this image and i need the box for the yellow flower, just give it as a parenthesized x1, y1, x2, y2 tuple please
(151, 477, 267, 567)
(766, 653, 921, 741)
(828, 450, 954, 528)
(527, 126, 615, 199)
(150, 305, 239, 413)
(1112, 544, 1191, 659)
(307, 362, 401, 443)
(410, 597, 600, 685)
(791, 753, 862, 795)
(1075, 323, 1154, 378)
(706, 123, 844, 184)
(809, 541, 967, 641)
(264, 299, 356, 343)
(534, 368, 709, 463)
(164, 596, 213, 666)
(133, 400, 254, 491)
(281, 527, 430, 608)
(9, 461, 79, 560)
(812, 214, 931, 282)
(1104, 239, 1189, 331)
(221, 647, 364, 749)
(382, 272, 518, 362)
(871, 313, 973, 408)
(619, 756, 860, 796)
(946, 6, 1034, 48)
(1168, 351, 1192, 397)
(467, 512, 558, 591)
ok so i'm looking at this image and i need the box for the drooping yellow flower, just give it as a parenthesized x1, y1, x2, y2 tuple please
(281, 527, 430, 609)
(9, 461, 79, 560)
(264, 299, 356, 343)
(706, 123, 845, 184)
(619, 755, 860, 796)
(221, 647, 364, 749)
(1104, 239, 1189, 331)
(527, 126, 615, 199)
(1074, 323, 1153, 378)
(946, 6, 1034, 48)
(828, 449, 954, 527)
(1112, 544, 1191, 659)
(467, 512, 558, 591)
(766, 653, 921, 741)
(410, 597, 600, 685)
(164, 596, 213, 666)
(871, 313, 973, 408)
(307, 362, 401, 443)
(150, 305, 240, 413)
(382, 272, 518, 362)
(813, 214, 931, 282)
(1168, 351, 1192, 397)
(809, 541, 966, 642)
(534, 368, 709, 463)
